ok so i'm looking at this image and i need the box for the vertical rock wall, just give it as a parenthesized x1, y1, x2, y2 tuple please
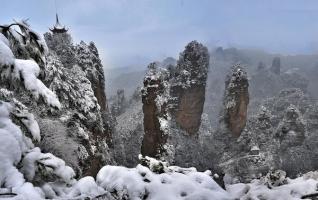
(171, 41, 210, 135)
(43, 32, 114, 177)
(270, 57, 281, 75)
(140, 41, 210, 160)
(141, 63, 169, 158)
(222, 64, 249, 137)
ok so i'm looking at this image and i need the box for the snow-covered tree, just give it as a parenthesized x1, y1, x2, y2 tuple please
(44, 32, 76, 68)
(0, 21, 76, 199)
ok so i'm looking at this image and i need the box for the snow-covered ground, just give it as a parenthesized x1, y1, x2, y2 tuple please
(1, 99, 316, 199)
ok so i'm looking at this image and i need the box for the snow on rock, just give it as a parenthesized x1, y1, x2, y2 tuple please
(14, 182, 44, 200)
(139, 154, 168, 173)
(170, 41, 210, 135)
(21, 147, 75, 184)
(67, 176, 105, 198)
(222, 64, 249, 137)
(141, 62, 171, 159)
(174, 40, 210, 88)
(45, 55, 99, 114)
(227, 174, 318, 200)
(96, 164, 230, 200)
(264, 170, 287, 188)
(65, 65, 100, 114)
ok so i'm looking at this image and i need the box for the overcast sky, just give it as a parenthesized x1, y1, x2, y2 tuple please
(2, 0, 318, 68)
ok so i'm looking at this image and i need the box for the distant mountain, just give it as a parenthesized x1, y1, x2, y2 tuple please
(105, 66, 146, 97)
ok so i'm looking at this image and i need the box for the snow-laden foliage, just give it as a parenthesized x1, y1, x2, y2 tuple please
(76, 41, 104, 78)
(42, 28, 114, 177)
(14, 59, 61, 108)
(75, 40, 109, 114)
(0, 22, 60, 109)
(42, 42, 113, 175)
(21, 147, 75, 183)
(44, 32, 76, 67)
(45, 54, 99, 114)
(0, 88, 41, 142)
(0, 102, 75, 199)
(174, 40, 209, 88)
(0, 33, 15, 66)
(16, 111, 40, 142)
(0, 20, 48, 66)
(112, 99, 143, 167)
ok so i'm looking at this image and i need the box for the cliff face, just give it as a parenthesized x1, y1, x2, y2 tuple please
(75, 40, 113, 147)
(39, 32, 114, 176)
(270, 57, 281, 75)
(76, 41, 108, 112)
(139, 41, 209, 162)
(222, 64, 249, 137)
(141, 63, 169, 158)
(171, 41, 210, 135)
(249, 58, 308, 102)
(218, 88, 318, 181)
(276, 105, 306, 149)
(110, 89, 127, 116)
(174, 85, 206, 135)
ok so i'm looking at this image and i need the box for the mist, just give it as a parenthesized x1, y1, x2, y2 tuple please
(2, 0, 318, 68)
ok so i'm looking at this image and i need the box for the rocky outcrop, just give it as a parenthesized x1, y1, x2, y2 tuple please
(140, 41, 209, 159)
(261, 89, 315, 176)
(110, 89, 126, 116)
(280, 71, 308, 93)
(257, 61, 266, 71)
(75, 40, 114, 145)
(40, 32, 114, 176)
(112, 99, 143, 167)
(141, 63, 169, 158)
(220, 88, 318, 180)
(76, 41, 108, 112)
(270, 57, 281, 75)
(249, 59, 308, 105)
(170, 41, 210, 135)
(275, 105, 306, 149)
(222, 64, 249, 137)
(173, 85, 206, 135)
